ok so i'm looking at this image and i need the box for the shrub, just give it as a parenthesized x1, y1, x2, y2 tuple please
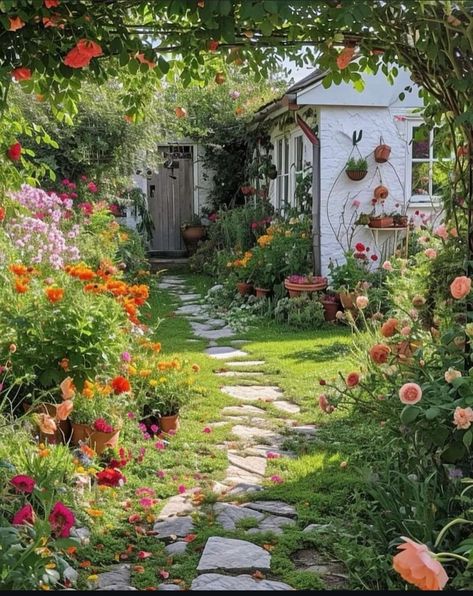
(274, 296, 325, 329)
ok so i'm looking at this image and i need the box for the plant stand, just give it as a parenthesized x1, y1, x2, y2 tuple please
(364, 225, 410, 259)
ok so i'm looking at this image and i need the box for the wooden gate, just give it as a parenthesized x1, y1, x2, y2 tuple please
(147, 145, 194, 255)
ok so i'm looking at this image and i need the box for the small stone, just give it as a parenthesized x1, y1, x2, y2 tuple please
(291, 425, 318, 436)
(191, 574, 294, 591)
(213, 502, 264, 530)
(302, 524, 331, 533)
(225, 360, 265, 367)
(70, 526, 90, 545)
(205, 347, 248, 359)
(221, 385, 282, 402)
(158, 495, 194, 519)
(153, 516, 194, 540)
(272, 400, 301, 414)
(247, 515, 295, 535)
(165, 541, 188, 555)
(99, 586, 137, 591)
(157, 585, 182, 591)
(221, 405, 266, 416)
(196, 537, 270, 573)
(244, 501, 297, 518)
(227, 453, 267, 476)
(305, 564, 332, 575)
(97, 565, 131, 590)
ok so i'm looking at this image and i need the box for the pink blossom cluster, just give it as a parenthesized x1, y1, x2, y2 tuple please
(10, 184, 73, 215)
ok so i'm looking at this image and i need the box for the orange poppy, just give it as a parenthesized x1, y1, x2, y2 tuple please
(64, 40, 103, 69)
(336, 46, 355, 69)
(45, 287, 64, 303)
(56, 400, 73, 421)
(15, 279, 29, 293)
(10, 263, 28, 276)
(60, 376, 76, 400)
(9, 17, 25, 31)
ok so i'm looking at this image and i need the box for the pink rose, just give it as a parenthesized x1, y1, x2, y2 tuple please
(399, 382, 422, 405)
(382, 261, 393, 271)
(424, 248, 437, 259)
(453, 406, 473, 430)
(434, 224, 448, 240)
(450, 276, 472, 300)
(356, 295, 369, 309)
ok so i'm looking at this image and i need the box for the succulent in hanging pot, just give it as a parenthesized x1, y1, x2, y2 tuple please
(345, 157, 368, 181)
(374, 143, 391, 163)
(267, 164, 278, 180)
(373, 185, 389, 201)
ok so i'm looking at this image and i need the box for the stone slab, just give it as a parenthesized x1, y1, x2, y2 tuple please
(98, 565, 131, 590)
(227, 453, 267, 476)
(165, 541, 189, 556)
(272, 400, 301, 414)
(302, 523, 331, 533)
(244, 501, 297, 518)
(205, 347, 248, 359)
(224, 465, 263, 485)
(196, 537, 270, 573)
(291, 425, 318, 436)
(195, 327, 235, 340)
(206, 318, 226, 327)
(153, 516, 194, 540)
(180, 293, 201, 301)
(158, 584, 182, 591)
(213, 502, 264, 530)
(225, 360, 265, 367)
(221, 385, 282, 402)
(175, 304, 206, 316)
(216, 371, 264, 378)
(225, 482, 264, 496)
(191, 574, 293, 591)
(221, 405, 266, 416)
(247, 515, 296, 535)
(158, 495, 195, 519)
(232, 425, 281, 442)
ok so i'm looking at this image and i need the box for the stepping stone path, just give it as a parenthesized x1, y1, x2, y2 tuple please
(95, 275, 316, 590)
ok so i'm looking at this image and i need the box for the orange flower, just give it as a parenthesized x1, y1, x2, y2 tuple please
(381, 318, 399, 338)
(192, 364, 200, 373)
(37, 413, 57, 435)
(345, 372, 360, 387)
(393, 537, 448, 591)
(369, 344, 391, 365)
(45, 0, 61, 7)
(56, 400, 73, 421)
(110, 376, 131, 395)
(45, 287, 64, 303)
(82, 380, 95, 398)
(398, 382, 422, 405)
(450, 275, 472, 300)
(336, 46, 355, 69)
(15, 279, 29, 293)
(9, 16, 25, 31)
(135, 52, 156, 69)
(175, 107, 187, 119)
(11, 67, 32, 81)
(10, 264, 28, 276)
(60, 377, 76, 400)
(64, 39, 103, 69)
(80, 444, 95, 458)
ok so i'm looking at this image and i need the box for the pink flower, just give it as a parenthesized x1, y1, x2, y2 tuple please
(154, 441, 165, 450)
(10, 474, 35, 494)
(393, 536, 448, 591)
(178, 484, 186, 494)
(434, 224, 448, 239)
(266, 451, 281, 459)
(121, 351, 132, 362)
(399, 383, 422, 405)
(12, 504, 35, 525)
(156, 470, 165, 478)
(139, 497, 155, 509)
(450, 276, 472, 300)
(150, 424, 159, 433)
(128, 513, 141, 523)
(450, 227, 458, 237)
(352, 199, 361, 208)
(137, 551, 152, 559)
(318, 394, 334, 413)
(48, 501, 75, 537)
(87, 181, 98, 193)
(127, 412, 135, 419)
(356, 295, 369, 309)
(202, 426, 212, 433)
(135, 487, 155, 497)
(424, 248, 437, 259)
(167, 429, 177, 436)
(270, 475, 284, 484)
(400, 326, 411, 336)
(382, 260, 393, 271)
(453, 407, 473, 430)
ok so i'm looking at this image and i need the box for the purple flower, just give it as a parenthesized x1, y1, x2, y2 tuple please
(121, 351, 132, 362)
(150, 424, 159, 433)
(127, 412, 135, 419)
(448, 468, 463, 480)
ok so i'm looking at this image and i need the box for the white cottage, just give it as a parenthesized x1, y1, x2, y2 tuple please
(253, 68, 443, 274)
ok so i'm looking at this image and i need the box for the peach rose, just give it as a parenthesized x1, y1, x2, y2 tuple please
(382, 260, 393, 271)
(450, 276, 472, 300)
(369, 344, 391, 365)
(400, 326, 411, 336)
(381, 318, 398, 338)
(37, 414, 57, 435)
(424, 248, 437, 259)
(318, 394, 330, 413)
(56, 400, 74, 421)
(453, 406, 473, 430)
(346, 372, 360, 387)
(60, 376, 76, 400)
(399, 382, 422, 405)
(393, 537, 448, 591)
(434, 224, 448, 240)
(450, 227, 458, 237)
(412, 295, 426, 307)
(444, 367, 462, 384)
(355, 295, 369, 309)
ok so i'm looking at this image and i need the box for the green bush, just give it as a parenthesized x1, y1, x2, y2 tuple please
(274, 296, 325, 329)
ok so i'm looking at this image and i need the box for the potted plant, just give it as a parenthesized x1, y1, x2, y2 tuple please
(328, 252, 372, 309)
(284, 274, 328, 298)
(345, 157, 368, 181)
(320, 292, 341, 322)
(251, 264, 274, 298)
(373, 185, 389, 202)
(180, 214, 207, 255)
(228, 251, 254, 296)
(368, 214, 394, 228)
(355, 212, 371, 225)
(374, 142, 391, 163)
(392, 212, 409, 227)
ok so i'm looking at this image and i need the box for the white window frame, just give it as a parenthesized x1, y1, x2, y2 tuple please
(275, 136, 289, 210)
(291, 134, 304, 207)
(406, 119, 447, 207)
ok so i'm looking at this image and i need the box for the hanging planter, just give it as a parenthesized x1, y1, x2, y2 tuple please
(345, 157, 368, 181)
(373, 185, 389, 201)
(374, 137, 391, 163)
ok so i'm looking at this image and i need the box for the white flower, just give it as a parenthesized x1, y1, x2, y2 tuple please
(445, 367, 462, 384)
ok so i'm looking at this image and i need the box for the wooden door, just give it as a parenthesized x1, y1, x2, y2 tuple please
(147, 145, 194, 255)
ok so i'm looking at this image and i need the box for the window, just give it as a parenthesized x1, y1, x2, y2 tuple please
(276, 137, 289, 209)
(408, 122, 451, 205)
(294, 135, 303, 175)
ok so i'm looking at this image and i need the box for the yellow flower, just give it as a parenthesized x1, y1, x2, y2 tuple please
(158, 377, 167, 384)
(45, 563, 56, 569)
(39, 584, 50, 591)
(257, 234, 271, 247)
(285, 230, 292, 237)
(139, 369, 151, 377)
(86, 508, 104, 517)
(75, 466, 85, 474)
(128, 365, 137, 375)
(149, 379, 158, 387)
(87, 575, 99, 583)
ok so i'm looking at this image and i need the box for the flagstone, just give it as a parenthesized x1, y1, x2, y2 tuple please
(213, 502, 264, 530)
(191, 574, 293, 591)
(205, 346, 248, 359)
(196, 537, 271, 573)
(244, 501, 297, 518)
(225, 360, 265, 367)
(272, 400, 301, 414)
(153, 516, 194, 540)
(227, 452, 267, 476)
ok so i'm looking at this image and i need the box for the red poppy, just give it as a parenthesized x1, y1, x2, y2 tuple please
(7, 142, 22, 161)
(111, 376, 131, 395)
(10, 474, 36, 494)
(11, 68, 32, 82)
(64, 39, 103, 69)
(96, 468, 126, 487)
(12, 504, 35, 525)
(207, 40, 219, 52)
(49, 501, 75, 537)
(355, 242, 366, 252)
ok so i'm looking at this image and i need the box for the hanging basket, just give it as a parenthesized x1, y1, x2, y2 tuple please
(346, 169, 367, 181)
(373, 185, 389, 201)
(374, 143, 391, 163)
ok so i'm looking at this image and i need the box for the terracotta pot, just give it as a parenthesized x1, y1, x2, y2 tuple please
(373, 185, 389, 201)
(180, 225, 206, 255)
(374, 144, 391, 163)
(236, 282, 254, 296)
(158, 414, 180, 433)
(394, 216, 408, 227)
(284, 279, 327, 297)
(339, 291, 356, 309)
(322, 300, 340, 322)
(71, 422, 120, 455)
(255, 287, 271, 298)
(30, 402, 72, 444)
(368, 216, 394, 228)
(346, 169, 367, 181)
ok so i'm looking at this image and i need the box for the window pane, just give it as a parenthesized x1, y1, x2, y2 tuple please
(295, 136, 303, 172)
(284, 139, 289, 174)
(432, 162, 448, 196)
(412, 125, 430, 159)
(277, 140, 282, 170)
(411, 162, 430, 196)
(284, 175, 289, 202)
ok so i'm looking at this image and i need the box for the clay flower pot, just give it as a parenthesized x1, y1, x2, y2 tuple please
(321, 299, 340, 321)
(374, 144, 391, 163)
(236, 282, 254, 296)
(368, 216, 394, 228)
(31, 402, 72, 444)
(346, 169, 367, 181)
(373, 185, 389, 201)
(71, 422, 120, 455)
(158, 414, 180, 434)
(284, 277, 327, 298)
(180, 225, 206, 255)
(255, 287, 271, 298)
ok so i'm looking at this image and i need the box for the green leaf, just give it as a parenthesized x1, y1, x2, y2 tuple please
(128, 60, 139, 75)
(425, 406, 442, 420)
(158, 56, 169, 74)
(218, 0, 232, 16)
(260, 20, 273, 36)
(463, 429, 473, 448)
(400, 405, 420, 424)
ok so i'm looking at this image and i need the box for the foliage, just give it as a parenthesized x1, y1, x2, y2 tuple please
(274, 296, 325, 330)
(345, 157, 368, 171)
(328, 251, 372, 293)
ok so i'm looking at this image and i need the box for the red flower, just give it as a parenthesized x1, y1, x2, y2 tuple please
(87, 181, 98, 193)
(49, 501, 75, 537)
(355, 242, 366, 252)
(45, 0, 60, 7)
(135, 53, 156, 69)
(111, 376, 131, 395)
(370, 254, 379, 262)
(11, 68, 32, 81)
(207, 40, 219, 52)
(0, 206, 5, 221)
(12, 504, 35, 525)
(79, 202, 93, 215)
(7, 142, 22, 161)
(96, 468, 126, 487)
(64, 39, 103, 69)
(9, 17, 25, 31)
(93, 418, 114, 433)
(10, 474, 35, 494)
